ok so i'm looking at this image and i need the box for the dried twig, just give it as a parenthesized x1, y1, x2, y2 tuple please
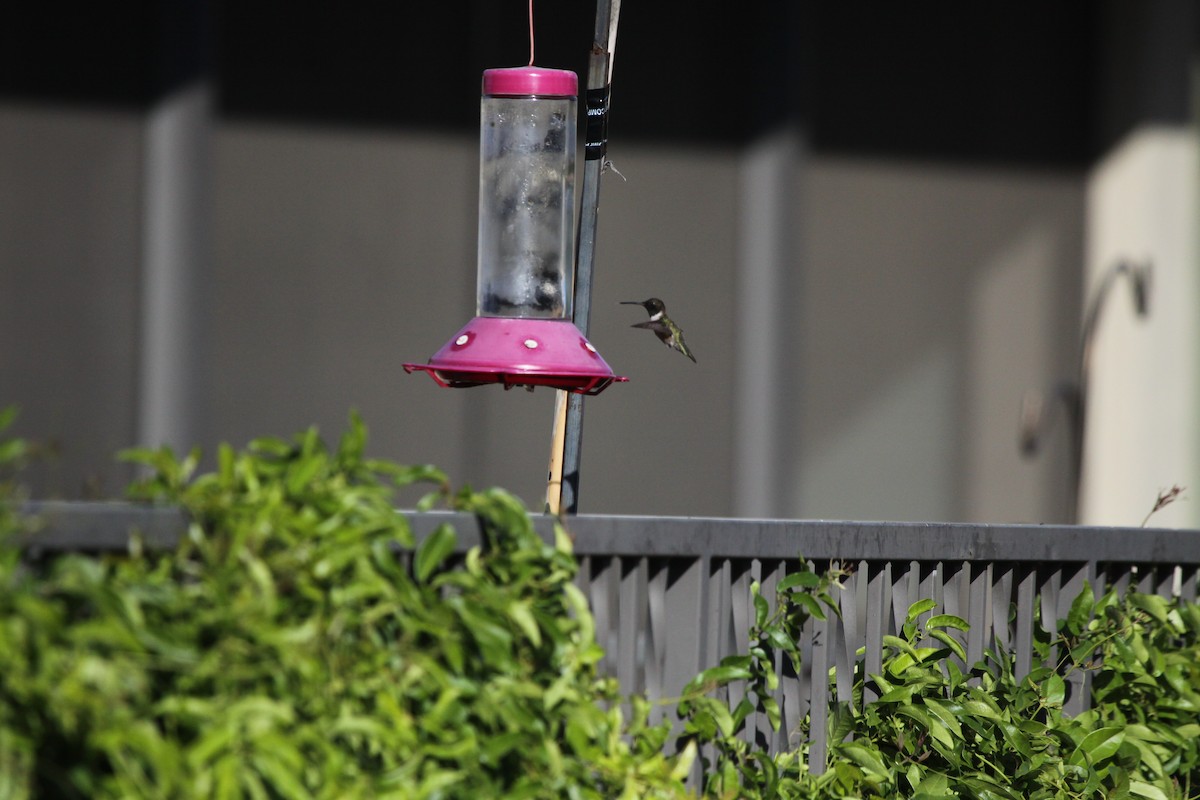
(1141, 484, 1185, 527)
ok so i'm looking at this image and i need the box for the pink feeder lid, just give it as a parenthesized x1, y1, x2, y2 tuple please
(404, 316, 626, 396)
(482, 66, 577, 98)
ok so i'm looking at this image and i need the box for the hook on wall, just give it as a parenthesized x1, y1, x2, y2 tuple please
(1019, 258, 1152, 521)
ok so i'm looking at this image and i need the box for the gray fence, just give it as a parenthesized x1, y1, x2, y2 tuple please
(18, 503, 1200, 772)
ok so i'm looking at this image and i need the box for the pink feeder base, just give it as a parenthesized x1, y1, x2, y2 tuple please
(403, 317, 627, 396)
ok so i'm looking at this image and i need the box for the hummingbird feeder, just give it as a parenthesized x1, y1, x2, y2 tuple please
(404, 66, 626, 395)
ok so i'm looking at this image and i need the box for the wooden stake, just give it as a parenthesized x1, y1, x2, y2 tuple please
(545, 390, 568, 514)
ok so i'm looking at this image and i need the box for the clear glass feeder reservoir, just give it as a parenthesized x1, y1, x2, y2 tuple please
(477, 68, 577, 319)
(403, 66, 625, 396)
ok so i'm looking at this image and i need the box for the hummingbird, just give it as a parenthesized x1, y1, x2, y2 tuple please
(620, 298, 696, 363)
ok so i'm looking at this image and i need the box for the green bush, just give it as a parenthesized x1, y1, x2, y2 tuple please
(0, 413, 691, 799)
(681, 571, 1200, 799)
(3, 409, 1200, 799)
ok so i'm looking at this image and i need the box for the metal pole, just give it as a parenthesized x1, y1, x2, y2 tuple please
(548, 0, 621, 515)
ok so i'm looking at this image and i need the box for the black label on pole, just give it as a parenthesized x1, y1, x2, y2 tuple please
(584, 86, 609, 160)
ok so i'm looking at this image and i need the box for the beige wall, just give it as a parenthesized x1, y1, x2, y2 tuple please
(1081, 126, 1200, 529)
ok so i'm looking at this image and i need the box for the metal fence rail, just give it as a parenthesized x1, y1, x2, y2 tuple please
(17, 503, 1200, 772)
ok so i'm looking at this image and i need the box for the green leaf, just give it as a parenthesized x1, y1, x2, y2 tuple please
(670, 739, 697, 782)
(1124, 735, 1166, 779)
(961, 698, 1003, 722)
(828, 702, 857, 744)
(213, 755, 240, 800)
(1066, 581, 1095, 634)
(285, 453, 325, 495)
(877, 684, 917, 704)
(390, 463, 450, 489)
(562, 582, 594, 644)
(1070, 637, 1101, 665)
(763, 625, 795, 652)
(552, 523, 574, 556)
(0, 438, 26, 465)
(414, 524, 456, 582)
(721, 653, 753, 669)
(689, 662, 753, 691)
(883, 634, 920, 658)
(761, 695, 781, 730)
(928, 629, 966, 662)
(838, 743, 891, 781)
(752, 585, 769, 629)
(1129, 780, 1171, 800)
(792, 591, 828, 621)
(923, 698, 963, 735)
(0, 404, 17, 432)
(189, 722, 238, 766)
(507, 601, 542, 647)
(1042, 673, 1065, 707)
(1130, 593, 1170, 626)
(959, 775, 1023, 800)
(926, 613, 968, 631)
(216, 442, 236, 485)
(730, 696, 756, 729)
(707, 698, 737, 738)
(252, 753, 310, 800)
(1069, 726, 1126, 767)
(338, 409, 367, 460)
(777, 570, 821, 591)
(456, 602, 513, 662)
(896, 705, 954, 750)
(906, 599, 937, 625)
(912, 771, 952, 797)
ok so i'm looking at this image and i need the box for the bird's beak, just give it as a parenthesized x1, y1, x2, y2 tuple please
(619, 300, 641, 305)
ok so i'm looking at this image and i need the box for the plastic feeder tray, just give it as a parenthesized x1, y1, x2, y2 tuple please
(404, 317, 626, 396)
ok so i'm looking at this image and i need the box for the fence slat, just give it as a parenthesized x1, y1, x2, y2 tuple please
(834, 573, 857, 705)
(966, 562, 988, 666)
(863, 561, 887, 706)
(1061, 561, 1095, 717)
(808, 610, 831, 773)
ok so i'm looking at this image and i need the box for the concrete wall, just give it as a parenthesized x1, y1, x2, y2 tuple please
(0, 104, 144, 497)
(1, 107, 1087, 522)
(211, 126, 739, 516)
(794, 158, 1083, 523)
